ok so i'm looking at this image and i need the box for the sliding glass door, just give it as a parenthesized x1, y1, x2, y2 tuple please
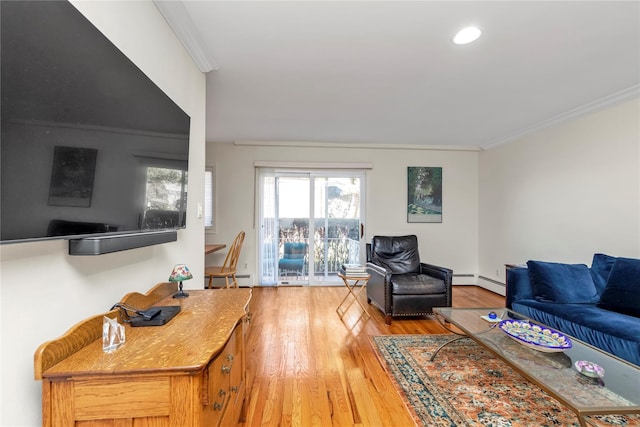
(311, 176, 363, 283)
(258, 170, 365, 286)
(276, 175, 310, 285)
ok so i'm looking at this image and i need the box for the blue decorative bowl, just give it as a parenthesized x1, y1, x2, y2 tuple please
(499, 319, 572, 353)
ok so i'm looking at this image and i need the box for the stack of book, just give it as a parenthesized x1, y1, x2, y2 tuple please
(340, 263, 368, 277)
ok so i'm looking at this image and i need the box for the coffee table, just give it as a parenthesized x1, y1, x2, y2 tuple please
(433, 307, 640, 427)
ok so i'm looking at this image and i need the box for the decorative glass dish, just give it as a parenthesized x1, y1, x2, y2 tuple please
(499, 319, 572, 352)
(574, 360, 605, 378)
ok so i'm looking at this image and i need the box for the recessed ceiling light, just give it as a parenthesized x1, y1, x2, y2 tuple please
(453, 27, 482, 45)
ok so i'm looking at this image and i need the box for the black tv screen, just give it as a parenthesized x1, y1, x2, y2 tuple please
(1, 1, 191, 244)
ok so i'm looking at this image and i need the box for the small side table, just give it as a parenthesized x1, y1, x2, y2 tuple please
(336, 273, 370, 320)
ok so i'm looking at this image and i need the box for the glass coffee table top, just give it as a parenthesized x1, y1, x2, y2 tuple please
(433, 307, 640, 426)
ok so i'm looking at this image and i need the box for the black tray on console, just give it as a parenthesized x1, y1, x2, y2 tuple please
(130, 306, 181, 327)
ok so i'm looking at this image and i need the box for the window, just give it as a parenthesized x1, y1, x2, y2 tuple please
(204, 166, 215, 231)
(142, 166, 187, 229)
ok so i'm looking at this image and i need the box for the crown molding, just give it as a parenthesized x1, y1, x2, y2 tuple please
(482, 85, 640, 150)
(153, 0, 218, 73)
(234, 140, 481, 152)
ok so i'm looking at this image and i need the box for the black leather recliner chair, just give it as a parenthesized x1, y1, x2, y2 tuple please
(366, 235, 453, 325)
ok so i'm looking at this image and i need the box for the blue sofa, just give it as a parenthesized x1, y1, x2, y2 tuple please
(506, 254, 640, 366)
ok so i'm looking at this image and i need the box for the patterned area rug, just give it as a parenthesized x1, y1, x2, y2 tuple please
(371, 335, 639, 427)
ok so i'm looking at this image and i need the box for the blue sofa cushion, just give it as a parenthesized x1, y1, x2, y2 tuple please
(597, 257, 640, 318)
(527, 260, 599, 304)
(590, 253, 617, 295)
(512, 300, 640, 366)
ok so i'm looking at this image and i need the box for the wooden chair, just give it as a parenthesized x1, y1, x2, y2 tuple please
(205, 231, 245, 289)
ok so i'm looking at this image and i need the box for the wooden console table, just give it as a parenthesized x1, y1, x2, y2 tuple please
(35, 283, 252, 427)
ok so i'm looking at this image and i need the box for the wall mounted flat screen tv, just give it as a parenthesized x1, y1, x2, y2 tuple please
(1, 1, 191, 245)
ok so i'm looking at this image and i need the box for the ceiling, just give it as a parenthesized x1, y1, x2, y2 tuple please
(163, 1, 640, 149)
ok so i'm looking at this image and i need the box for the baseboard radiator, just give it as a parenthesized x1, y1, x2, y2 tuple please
(202, 273, 503, 293)
(476, 275, 506, 296)
(452, 273, 476, 286)
(205, 274, 253, 288)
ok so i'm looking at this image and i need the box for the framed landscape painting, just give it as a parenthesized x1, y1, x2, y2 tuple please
(407, 167, 442, 223)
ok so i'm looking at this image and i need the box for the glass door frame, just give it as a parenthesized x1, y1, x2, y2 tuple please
(257, 168, 366, 287)
(309, 171, 365, 285)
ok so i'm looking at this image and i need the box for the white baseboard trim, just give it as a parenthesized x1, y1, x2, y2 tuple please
(477, 276, 506, 296)
(227, 273, 504, 294)
(204, 274, 253, 288)
(452, 274, 477, 286)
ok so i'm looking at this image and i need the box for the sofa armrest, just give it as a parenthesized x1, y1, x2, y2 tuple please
(366, 262, 392, 314)
(420, 263, 453, 307)
(419, 263, 453, 284)
(367, 261, 389, 277)
(506, 267, 533, 309)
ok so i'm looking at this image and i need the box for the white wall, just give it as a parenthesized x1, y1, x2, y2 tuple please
(478, 99, 640, 290)
(207, 99, 639, 294)
(0, 2, 206, 426)
(206, 143, 479, 281)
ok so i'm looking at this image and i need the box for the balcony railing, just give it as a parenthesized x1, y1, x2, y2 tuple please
(262, 218, 361, 281)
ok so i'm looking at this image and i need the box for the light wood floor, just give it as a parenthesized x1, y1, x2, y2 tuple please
(241, 285, 504, 426)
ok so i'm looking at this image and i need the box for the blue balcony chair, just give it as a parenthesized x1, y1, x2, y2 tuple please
(278, 242, 307, 277)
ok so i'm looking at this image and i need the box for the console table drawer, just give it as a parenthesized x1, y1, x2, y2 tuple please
(203, 322, 244, 426)
(74, 377, 170, 420)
